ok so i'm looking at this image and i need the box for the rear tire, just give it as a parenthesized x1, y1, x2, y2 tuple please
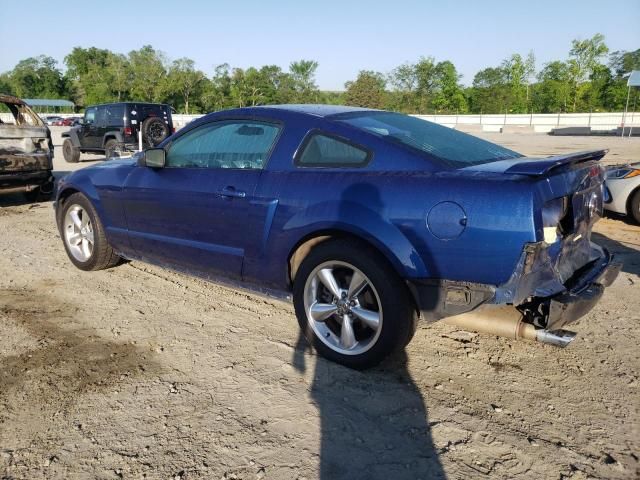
(59, 193, 120, 271)
(104, 139, 122, 159)
(293, 238, 417, 370)
(629, 189, 640, 224)
(63, 138, 80, 163)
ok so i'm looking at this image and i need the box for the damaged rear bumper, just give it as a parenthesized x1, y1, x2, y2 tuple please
(407, 243, 621, 330)
(522, 248, 621, 330)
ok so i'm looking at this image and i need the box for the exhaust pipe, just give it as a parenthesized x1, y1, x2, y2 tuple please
(535, 329, 576, 347)
(0, 185, 38, 194)
(443, 305, 576, 347)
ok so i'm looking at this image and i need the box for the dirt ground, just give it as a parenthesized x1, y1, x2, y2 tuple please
(1, 130, 639, 479)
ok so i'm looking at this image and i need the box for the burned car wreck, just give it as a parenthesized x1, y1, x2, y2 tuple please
(0, 94, 54, 200)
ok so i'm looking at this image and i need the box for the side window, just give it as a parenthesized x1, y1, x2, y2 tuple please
(166, 121, 280, 169)
(84, 107, 96, 125)
(105, 104, 125, 127)
(95, 107, 107, 128)
(296, 133, 370, 167)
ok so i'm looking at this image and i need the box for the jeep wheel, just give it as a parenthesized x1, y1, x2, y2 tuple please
(142, 117, 170, 147)
(104, 139, 123, 159)
(63, 138, 80, 163)
(293, 239, 417, 370)
(59, 192, 121, 271)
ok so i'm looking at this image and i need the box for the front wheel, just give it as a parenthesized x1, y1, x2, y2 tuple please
(293, 239, 417, 370)
(59, 193, 121, 271)
(62, 138, 80, 163)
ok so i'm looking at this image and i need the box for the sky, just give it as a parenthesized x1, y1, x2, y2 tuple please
(0, 0, 638, 90)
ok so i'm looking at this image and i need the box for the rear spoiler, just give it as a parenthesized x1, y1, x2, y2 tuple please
(504, 149, 608, 176)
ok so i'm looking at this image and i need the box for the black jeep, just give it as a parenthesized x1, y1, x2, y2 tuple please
(61, 102, 173, 162)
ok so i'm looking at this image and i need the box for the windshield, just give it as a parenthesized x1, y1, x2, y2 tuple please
(333, 111, 523, 168)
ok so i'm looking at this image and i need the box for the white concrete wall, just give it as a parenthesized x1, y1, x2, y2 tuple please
(2, 111, 638, 133)
(414, 112, 638, 132)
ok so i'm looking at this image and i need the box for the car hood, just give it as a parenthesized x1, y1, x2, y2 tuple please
(462, 150, 607, 176)
(91, 157, 137, 170)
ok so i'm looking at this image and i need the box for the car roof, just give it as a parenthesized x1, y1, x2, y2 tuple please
(253, 104, 378, 117)
(87, 102, 170, 107)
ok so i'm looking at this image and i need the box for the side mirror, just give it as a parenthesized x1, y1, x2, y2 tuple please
(144, 148, 166, 168)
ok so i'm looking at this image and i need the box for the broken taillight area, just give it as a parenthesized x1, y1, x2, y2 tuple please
(542, 196, 571, 243)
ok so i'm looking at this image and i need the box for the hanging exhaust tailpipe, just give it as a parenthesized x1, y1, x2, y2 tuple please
(443, 305, 576, 347)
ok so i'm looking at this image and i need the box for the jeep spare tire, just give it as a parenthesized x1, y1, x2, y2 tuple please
(142, 117, 170, 146)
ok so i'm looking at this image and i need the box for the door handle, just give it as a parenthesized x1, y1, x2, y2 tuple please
(219, 186, 246, 199)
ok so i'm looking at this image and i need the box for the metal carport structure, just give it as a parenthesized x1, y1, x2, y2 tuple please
(23, 98, 75, 113)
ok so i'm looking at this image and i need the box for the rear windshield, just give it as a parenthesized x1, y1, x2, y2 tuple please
(333, 111, 522, 167)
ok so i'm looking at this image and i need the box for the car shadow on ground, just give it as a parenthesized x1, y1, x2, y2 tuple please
(288, 182, 445, 479)
(592, 232, 640, 277)
(292, 333, 445, 480)
(603, 210, 639, 227)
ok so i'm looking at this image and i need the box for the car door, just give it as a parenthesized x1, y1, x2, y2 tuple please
(94, 106, 108, 149)
(121, 119, 282, 280)
(80, 106, 100, 149)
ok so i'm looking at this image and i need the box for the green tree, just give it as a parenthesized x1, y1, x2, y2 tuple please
(344, 70, 387, 108)
(606, 49, 640, 110)
(414, 57, 437, 112)
(129, 45, 167, 103)
(568, 33, 609, 111)
(289, 60, 320, 102)
(501, 54, 528, 112)
(468, 67, 509, 113)
(9, 55, 66, 99)
(431, 61, 467, 113)
(609, 49, 640, 77)
(166, 58, 204, 113)
(107, 53, 131, 102)
(64, 47, 112, 105)
(201, 63, 233, 111)
(532, 61, 572, 112)
(389, 62, 418, 112)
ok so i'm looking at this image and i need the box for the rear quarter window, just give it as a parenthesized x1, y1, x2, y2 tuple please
(105, 105, 125, 127)
(296, 133, 370, 168)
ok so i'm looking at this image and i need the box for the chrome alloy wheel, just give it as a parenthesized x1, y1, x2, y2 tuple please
(303, 261, 383, 355)
(63, 204, 94, 262)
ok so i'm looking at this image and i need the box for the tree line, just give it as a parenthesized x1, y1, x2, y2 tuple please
(0, 34, 637, 115)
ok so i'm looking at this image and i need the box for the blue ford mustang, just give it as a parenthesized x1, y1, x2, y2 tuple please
(55, 105, 621, 369)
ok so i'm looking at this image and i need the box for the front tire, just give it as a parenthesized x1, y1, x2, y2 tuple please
(62, 138, 80, 163)
(59, 193, 120, 271)
(293, 239, 417, 370)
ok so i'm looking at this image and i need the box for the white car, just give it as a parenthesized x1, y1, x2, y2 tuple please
(604, 162, 640, 223)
